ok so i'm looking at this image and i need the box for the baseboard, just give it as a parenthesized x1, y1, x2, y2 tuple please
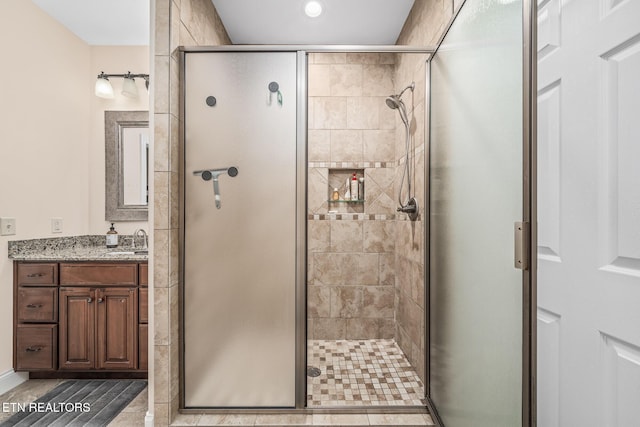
(145, 411, 154, 427)
(0, 370, 28, 395)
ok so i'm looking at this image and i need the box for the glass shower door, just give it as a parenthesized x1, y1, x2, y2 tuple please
(428, 0, 535, 425)
(183, 52, 298, 408)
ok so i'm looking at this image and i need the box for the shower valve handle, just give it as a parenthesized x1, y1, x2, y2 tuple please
(193, 166, 239, 209)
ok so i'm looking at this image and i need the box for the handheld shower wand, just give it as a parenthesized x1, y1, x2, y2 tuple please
(386, 82, 419, 221)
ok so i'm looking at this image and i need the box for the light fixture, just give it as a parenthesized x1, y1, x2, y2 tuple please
(94, 71, 149, 99)
(304, 1, 322, 18)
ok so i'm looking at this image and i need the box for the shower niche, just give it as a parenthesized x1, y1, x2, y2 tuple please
(327, 168, 365, 211)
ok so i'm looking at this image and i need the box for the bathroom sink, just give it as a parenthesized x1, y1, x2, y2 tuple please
(134, 250, 148, 255)
(106, 251, 135, 255)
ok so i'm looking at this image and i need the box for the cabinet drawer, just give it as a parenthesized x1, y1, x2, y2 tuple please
(139, 264, 148, 286)
(60, 263, 137, 286)
(17, 263, 58, 287)
(139, 288, 148, 324)
(16, 325, 57, 371)
(17, 287, 57, 323)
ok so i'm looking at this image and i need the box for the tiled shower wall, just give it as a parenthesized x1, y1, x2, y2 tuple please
(307, 53, 398, 340)
(393, 0, 455, 383)
(153, 0, 230, 424)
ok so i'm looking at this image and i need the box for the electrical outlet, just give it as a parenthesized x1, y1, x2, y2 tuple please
(51, 218, 63, 233)
(0, 217, 16, 236)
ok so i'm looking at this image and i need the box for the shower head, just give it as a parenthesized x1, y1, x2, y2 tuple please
(385, 95, 402, 110)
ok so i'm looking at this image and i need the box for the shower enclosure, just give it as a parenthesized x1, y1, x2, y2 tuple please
(179, 0, 535, 422)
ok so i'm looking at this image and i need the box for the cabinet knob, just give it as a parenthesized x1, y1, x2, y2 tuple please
(26, 304, 43, 309)
(97, 298, 104, 303)
(87, 297, 93, 303)
(25, 346, 42, 352)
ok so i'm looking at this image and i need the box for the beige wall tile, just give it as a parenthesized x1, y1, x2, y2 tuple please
(308, 220, 330, 252)
(379, 100, 397, 129)
(154, 56, 170, 114)
(308, 286, 331, 318)
(169, 172, 179, 230)
(154, 287, 169, 345)
(346, 318, 394, 339)
(169, 114, 180, 174)
(331, 287, 363, 318)
(169, 228, 179, 286)
(154, 345, 169, 402)
(179, 21, 197, 47)
(363, 129, 395, 162)
(308, 130, 330, 162)
(313, 318, 346, 339)
(330, 64, 362, 96)
(169, 1, 180, 59)
(379, 53, 397, 65)
(362, 65, 394, 97)
(154, 113, 169, 172)
(308, 65, 331, 96)
(312, 97, 347, 130)
(154, 403, 169, 426)
(362, 286, 394, 318)
(307, 167, 328, 214)
(154, 172, 169, 230)
(379, 253, 395, 286)
(330, 221, 363, 252)
(154, 229, 169, 288)
(312, 53, 346, 64)
(346, 97, 380, 130)
(314, 253, 379, 286)
(330, 130, 362, 163)
(363, 220, 395, 253)
(155, 0, 170, 56)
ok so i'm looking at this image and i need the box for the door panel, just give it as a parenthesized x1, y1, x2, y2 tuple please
(183, 52, 297, 408)
(59, 287, 94, 370)
(428, 0, 529, 425)
(96, 288, 137, 370)
(537, 0, 640, 424)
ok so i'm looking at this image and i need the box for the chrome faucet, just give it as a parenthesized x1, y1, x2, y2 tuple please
(133, 229, 148, 250)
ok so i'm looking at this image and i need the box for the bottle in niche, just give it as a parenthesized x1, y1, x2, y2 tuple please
(344, 178, 351, 200)
(350, 172, 358, 201)
(332, 188, 340, 201)
(106, 223, 118, 248)
(358, 177, 364, 200)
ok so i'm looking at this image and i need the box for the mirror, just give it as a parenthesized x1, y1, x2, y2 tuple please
(105, 110, 149, 221)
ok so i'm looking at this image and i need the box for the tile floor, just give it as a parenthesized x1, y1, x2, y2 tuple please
(307, 339, 425, 407)
(0, 379, 147, 426)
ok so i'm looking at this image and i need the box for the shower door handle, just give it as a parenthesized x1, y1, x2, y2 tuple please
(193, 166, 239, 209)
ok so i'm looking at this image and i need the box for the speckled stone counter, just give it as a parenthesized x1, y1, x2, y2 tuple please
(7, 235, 148, 262)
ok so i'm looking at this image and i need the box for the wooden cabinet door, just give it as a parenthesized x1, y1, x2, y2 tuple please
(96, 288, 137, 370)
(59, 287, 95, 370)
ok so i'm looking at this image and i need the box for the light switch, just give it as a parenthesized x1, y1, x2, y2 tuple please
(51, 218, 63, 233)
(0, 217, 16, 236)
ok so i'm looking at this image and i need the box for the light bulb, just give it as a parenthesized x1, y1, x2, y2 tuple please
(305, 1, 322, 17)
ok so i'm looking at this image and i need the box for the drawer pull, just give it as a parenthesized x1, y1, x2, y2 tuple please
(25, 346, 43, 352)
(97, 298, 104, 303)
(87, 297, 93, 303)
(27, 273, 46, 278)
(26, 304, 44, 309)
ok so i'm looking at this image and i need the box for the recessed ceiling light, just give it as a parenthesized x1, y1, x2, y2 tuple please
(304, 1, 323, 18)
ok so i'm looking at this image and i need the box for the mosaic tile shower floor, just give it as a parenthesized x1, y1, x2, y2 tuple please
(307, 339, 425, 407)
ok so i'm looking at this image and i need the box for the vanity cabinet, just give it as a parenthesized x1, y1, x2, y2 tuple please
(13, 261, 147, 376)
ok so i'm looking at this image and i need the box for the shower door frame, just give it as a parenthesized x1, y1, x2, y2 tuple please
(179, 45, 435, 413)
(423, 0, 537, 425)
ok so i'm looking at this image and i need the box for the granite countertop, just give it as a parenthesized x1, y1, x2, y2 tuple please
(8, 235, 148, 262)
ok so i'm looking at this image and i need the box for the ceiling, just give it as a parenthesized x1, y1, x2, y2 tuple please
(31, 0, 149, 45)
(211, 0, 415, 45)
(31, 0, 414, 46)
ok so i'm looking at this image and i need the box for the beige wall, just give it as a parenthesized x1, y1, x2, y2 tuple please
(394, 0, 454, 383)
(0, 0, 91, 374)
(152, 0, 230, 424)
(89, 46, 150, 235)
(0, 1, 151, 379)
(307, 53, 398, 340)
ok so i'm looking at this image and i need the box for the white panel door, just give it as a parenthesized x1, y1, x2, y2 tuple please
(537, 0, 640, 425)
